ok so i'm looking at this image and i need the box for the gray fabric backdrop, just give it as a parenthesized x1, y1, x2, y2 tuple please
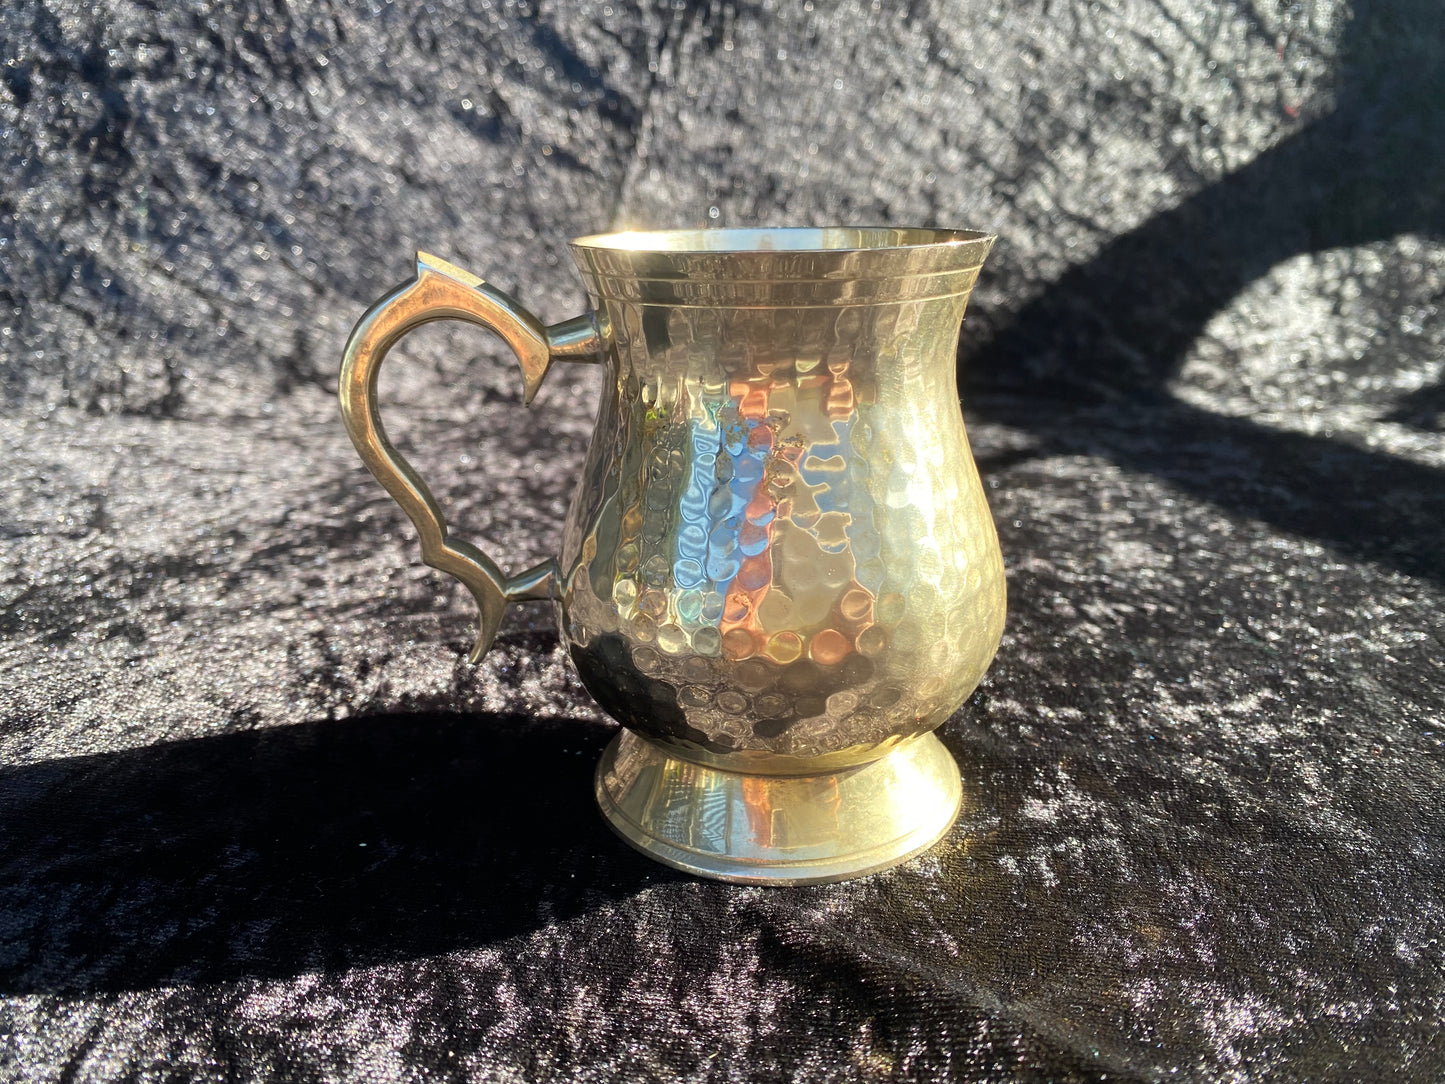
(2, 1, 1443, 1080)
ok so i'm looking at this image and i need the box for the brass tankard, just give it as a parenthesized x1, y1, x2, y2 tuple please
(340, 228, 1005, 884)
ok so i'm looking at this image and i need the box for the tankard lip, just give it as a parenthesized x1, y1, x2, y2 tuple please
(569, 225, 994, 254)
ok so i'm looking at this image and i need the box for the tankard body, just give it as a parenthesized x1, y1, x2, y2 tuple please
(341, 228, 1004, 883)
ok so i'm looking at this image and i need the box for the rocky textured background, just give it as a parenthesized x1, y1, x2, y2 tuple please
(2, 0, 1443, 1080)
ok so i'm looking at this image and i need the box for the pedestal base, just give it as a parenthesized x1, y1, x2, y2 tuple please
(594, 730, 963, 885)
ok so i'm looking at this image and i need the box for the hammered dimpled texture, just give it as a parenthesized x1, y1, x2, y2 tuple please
(557, 229, 1005, 771)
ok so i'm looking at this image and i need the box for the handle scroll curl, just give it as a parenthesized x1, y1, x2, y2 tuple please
(339, 252, 602, 662)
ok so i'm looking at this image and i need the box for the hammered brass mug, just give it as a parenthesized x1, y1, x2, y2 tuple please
(340, 227, 1005, 884)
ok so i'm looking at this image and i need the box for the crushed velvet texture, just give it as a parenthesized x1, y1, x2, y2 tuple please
(2, 0, 1443, 1080)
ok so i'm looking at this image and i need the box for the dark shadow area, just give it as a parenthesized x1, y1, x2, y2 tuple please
(0, 712, 671, 996)
(966, 0, 1445, 581)
(975, 391, 1445, 582)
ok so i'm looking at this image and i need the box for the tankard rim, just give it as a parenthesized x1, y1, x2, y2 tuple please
(570, 225, 995, 255)
(569, 226, 996, 300)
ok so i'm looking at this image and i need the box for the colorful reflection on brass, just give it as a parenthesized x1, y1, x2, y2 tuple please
(559, 229, 1005, 774)
(340, 228, 1005, 883)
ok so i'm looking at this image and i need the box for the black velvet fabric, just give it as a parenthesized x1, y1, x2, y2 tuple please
(3, 1, 1443, 1080)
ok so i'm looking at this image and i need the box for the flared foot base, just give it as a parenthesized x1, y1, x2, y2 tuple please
(595, 730, 963, 885)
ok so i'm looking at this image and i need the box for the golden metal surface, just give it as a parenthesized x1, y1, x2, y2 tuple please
(596, 729, 963, 885)
(339, 252, 600, 661)
(341, 227, 1005, 883)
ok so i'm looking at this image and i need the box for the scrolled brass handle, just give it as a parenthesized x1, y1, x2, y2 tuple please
(339, 252, 602, 662)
